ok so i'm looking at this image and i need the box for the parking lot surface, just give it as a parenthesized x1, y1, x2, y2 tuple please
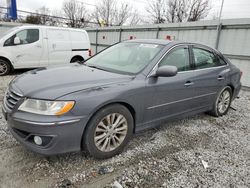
(0, 71, 249, 188)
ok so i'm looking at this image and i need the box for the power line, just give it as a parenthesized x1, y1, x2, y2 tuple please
(77, 1, 96, 7)
(0, 6, 100, 25)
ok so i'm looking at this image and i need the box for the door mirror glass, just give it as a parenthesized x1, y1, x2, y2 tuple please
(14, 36, 20, 45)
(155, 65, 178, 77)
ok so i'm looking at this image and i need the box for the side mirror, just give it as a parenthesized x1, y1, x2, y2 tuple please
(154, 65, 178, 77)
(14, 37, 21, 45)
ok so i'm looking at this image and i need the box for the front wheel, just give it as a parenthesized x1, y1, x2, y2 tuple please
(209, 86, 232, 117)
(0, 59, 11, 76)
(82, 104, 134, 159)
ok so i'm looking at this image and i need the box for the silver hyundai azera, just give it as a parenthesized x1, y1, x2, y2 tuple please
(2, 39, 242, 159)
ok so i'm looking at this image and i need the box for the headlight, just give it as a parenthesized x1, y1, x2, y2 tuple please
(18, 99, 75, 115)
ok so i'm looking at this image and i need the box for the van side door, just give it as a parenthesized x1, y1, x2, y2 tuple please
(47, 29, 72, 65)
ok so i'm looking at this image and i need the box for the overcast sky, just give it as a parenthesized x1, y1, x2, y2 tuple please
(2, 0, 250, 20)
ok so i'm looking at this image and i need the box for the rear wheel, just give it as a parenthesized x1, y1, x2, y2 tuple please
(82, 104, 134, 159)
(70, 56, 84, 64)
(0, 59, 11, 76)
(209, 86, 232, 117)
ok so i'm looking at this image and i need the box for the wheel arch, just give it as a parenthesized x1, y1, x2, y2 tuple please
(70, 55, 84, 63)
(0, 56, 13, 70)
(80, 101, 136, 150)
(227, 84, 234, 95)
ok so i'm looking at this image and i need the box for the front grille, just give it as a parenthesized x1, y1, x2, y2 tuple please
(4, 89, 23, 111)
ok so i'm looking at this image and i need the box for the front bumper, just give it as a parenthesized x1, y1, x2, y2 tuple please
(2, 108, 88, 155)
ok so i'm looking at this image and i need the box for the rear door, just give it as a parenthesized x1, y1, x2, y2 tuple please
(70, 30, 90, 60)
(190, 45, 229, 108)
(144, 45, 198, 123)
(47, 29, 71, 65)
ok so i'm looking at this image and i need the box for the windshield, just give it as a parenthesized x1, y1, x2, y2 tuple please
(86, 42, 163, 74)
(0, 27, 19, 39)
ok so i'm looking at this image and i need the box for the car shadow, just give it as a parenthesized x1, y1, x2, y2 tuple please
(9, 69, 33, 75)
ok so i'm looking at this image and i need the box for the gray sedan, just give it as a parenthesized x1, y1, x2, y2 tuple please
(2, 39, 241, 159)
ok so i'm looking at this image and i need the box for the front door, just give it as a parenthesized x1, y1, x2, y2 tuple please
(144, 45, 197, 123)
(9, 29, 43, 68)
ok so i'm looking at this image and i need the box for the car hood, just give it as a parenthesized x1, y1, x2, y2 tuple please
(10, 64, 134, 100)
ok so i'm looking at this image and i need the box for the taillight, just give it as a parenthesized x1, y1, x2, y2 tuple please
(88, 49, 92, 57)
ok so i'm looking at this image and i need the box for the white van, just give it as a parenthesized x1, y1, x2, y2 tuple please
(0, 25, 91, 75)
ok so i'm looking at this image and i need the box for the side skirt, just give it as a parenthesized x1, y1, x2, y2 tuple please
(134, 106, 210, 133)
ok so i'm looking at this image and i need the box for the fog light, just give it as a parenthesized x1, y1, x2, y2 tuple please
(34, 136, 42, 145)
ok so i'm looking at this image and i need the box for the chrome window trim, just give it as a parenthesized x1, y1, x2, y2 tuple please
(178, 65, 229, 74)
(147, 92, 217, 110)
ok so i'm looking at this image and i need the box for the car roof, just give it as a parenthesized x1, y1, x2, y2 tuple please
(124, 39, 218, 52)
(125, 39, 173, 45)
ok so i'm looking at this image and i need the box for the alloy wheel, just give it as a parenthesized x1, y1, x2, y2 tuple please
(217, 90, 231, 114)
(0, 62, 8, 75)
(94, 113, 128, 152)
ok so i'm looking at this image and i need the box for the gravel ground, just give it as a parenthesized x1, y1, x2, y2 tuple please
(0, 71, 249, 188)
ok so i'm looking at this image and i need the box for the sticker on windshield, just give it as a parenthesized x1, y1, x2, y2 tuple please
(139, 44, 159, 48)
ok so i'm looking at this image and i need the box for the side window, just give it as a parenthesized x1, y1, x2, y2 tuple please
(193, 48, 223, 69)
(218, 56, 227, 65)
(159, 47, 190, 72)
(4, 29, 39, 46)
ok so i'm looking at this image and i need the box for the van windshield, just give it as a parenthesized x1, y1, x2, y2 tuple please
(0, 27, 19, 39)
(85, 42, 163, 74)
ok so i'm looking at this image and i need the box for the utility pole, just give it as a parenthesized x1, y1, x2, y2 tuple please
(215, 0, 225, 49)
(218, 0, 225, 27)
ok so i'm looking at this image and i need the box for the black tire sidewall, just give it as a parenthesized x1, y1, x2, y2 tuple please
(0, 59, 11, 76)
(215, 86, 232, 116)
(83, 104, 134, 159)
(70, 57, 83, 63)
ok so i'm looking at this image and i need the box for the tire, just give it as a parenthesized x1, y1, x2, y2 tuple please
(82, 104, 134, 159)
(209, 86, 232, 117)
(0, 59, 11, 76)
(70, 57, 84, 64)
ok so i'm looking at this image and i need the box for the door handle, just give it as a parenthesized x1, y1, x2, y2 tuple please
(36, 45, 42, 48)
(217, 75, 225, 80)
(184, 81, 194, 87)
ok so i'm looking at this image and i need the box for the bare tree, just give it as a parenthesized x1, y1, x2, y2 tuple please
(166, 0, 188, 23)
(114, 2, 131, 26)
(129, 11, 142, 26)
(94, 0, 133, 26)
(25, 15, 42, 24)
(187, 0, 211, 21)
(63, 0, 89, 28)
(146, 0, 166, 24)
(36, 6, 51, 25)
(94, 0, 116, 26)
(165, 0, 211, 23)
